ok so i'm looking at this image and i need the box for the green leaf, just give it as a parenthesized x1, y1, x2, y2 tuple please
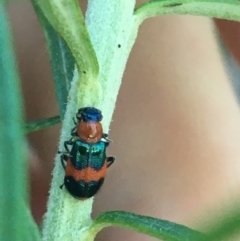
(21, 203, 42, 241)
(135, 0, 240, 23)
(33, 0, 99, 78)
(91, 211, 204, 241)
(4, 0, 27, 3)
(31, 1, 75, 118)
(196, 205, 240, 241)
(0, 2, 40, 240)
(24, 115, 61, 134)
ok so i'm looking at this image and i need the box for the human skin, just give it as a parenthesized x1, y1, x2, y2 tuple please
(7, 1, 240, 240)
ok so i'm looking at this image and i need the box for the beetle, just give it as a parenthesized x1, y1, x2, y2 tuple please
(59, 139, 115, 199)
(71, 107, 110, 144)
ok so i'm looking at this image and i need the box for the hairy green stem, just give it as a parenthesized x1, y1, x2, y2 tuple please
(41, 0, 240, 240)
(135, 0, 240, 23)
(41, 0, 138, 240)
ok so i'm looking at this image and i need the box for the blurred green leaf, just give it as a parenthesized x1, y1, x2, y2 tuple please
(0, 2, 40, 240)
(32, 1, 75, 118)
(92, 211, 204, 241)
(196, 205, 240, 241)
(4, 0, 27, 3)
(24, 115, 61, 133)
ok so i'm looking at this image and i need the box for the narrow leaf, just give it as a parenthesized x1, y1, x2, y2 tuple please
(196, 205, 240, 241)
(135, 0, 240, 23)
(32, 1, 75, 118)
(24, 115, 61, 134)
(92, 211, 204, 241)
(33, 0, 99, 78)
(0, 2, 40, 240)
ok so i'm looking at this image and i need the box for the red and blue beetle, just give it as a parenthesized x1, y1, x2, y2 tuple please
(59, 107, 115, 199)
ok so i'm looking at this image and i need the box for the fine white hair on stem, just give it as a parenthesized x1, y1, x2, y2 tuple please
(41, 0, 240, 240)
(41, 0, 139, 240)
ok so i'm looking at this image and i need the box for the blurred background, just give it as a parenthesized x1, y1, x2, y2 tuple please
(6, 1, 240, 240)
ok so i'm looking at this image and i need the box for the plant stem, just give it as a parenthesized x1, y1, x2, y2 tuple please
(41, 0, 139, 240)
(134, 0, 240, 23)
(40, 0, 240, 240)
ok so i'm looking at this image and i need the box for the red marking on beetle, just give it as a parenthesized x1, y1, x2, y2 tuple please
(65, 158, 107, 183)
(77, 121, 103, 144)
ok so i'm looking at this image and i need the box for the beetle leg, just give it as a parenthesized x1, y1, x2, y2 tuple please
(71, 126, 77, 137)
(73, 117, 77, 125)
(102, 133, 108, 138)
(102, 133, 112, 141)
(101, 133, 112, 146)
(60, 154, 68, 169)
(58, 150, 68, 154)
(69, 117, 78, 137)
(106, 156, 115, 168)
(60, 183, 65, 189)
(64, 140, 74, 153)
(76, 108, 84, 121)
